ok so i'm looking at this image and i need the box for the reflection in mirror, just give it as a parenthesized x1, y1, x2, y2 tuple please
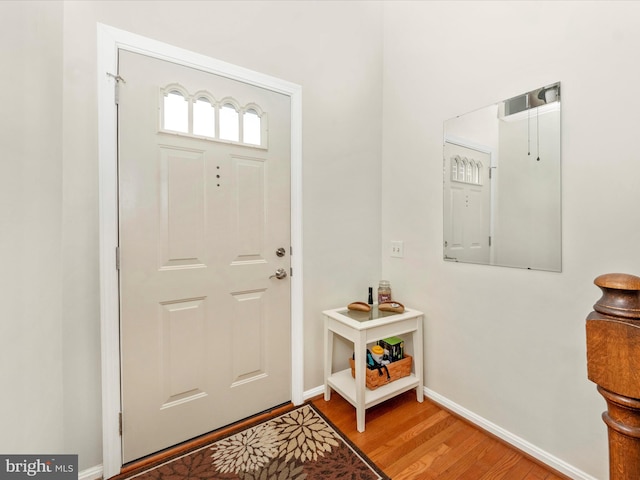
(443, 82, 561, 272)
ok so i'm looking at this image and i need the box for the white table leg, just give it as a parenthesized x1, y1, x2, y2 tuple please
(354, 330, 367, 432)
(324, 318, 333, 401)
(414, 318, 424, 403)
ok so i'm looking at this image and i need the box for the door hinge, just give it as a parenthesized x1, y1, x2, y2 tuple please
(116, 246, 120, 270)
(489, 236, 492, 247)
(119, 412, 123, 436)
(290, 267, 293, 277)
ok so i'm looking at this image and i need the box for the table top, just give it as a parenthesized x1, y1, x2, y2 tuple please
(323, 305, 423, 329)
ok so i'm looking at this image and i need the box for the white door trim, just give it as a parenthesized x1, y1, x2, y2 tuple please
(97, 23, 303, 479)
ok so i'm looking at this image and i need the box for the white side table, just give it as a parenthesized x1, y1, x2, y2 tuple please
(323, 305, 424, 432)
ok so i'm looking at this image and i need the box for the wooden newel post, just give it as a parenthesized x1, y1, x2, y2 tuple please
(586, 273, 640, 480)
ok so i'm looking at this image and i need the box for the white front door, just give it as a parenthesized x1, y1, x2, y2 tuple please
(443, 142, 491, 264)
(118, 50, 292, 463)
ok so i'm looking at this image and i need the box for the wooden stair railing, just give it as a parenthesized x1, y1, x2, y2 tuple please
(586, 273, 640, 480)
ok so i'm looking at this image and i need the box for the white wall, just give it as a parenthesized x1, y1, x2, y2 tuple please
(0, 0, 65, 455)
(382, 1, 640, 478)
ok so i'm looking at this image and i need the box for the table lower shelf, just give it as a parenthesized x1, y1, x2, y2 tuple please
(326, 368, 421, 410)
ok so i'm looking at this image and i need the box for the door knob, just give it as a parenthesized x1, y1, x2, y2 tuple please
(269, 268, 288, 280)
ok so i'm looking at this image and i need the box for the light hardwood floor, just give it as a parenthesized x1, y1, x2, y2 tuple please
(311, 390, 570, 480)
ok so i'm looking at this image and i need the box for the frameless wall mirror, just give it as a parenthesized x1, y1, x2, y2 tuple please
(443, 82, 561, 272)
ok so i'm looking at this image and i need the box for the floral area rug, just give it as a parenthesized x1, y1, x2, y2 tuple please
(125, 403, 389, 480)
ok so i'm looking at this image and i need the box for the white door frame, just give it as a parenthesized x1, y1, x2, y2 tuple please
(97, 23, 303, 479)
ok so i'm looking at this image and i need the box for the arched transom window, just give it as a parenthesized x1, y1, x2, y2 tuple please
(160, 83, 266, 148)
(451, 155, 483, 185)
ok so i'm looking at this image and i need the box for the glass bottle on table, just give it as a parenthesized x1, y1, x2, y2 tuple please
(378, 280, 391, 304)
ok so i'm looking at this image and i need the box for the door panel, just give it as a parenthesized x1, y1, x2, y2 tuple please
(118, 50, 291, 463)
(230, 290, 267, 385)
(232, 155, 266, 261)
(159, 147, 207, 269)
(160, 297, 207, 407)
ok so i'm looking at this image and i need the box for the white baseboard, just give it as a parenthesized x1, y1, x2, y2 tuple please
(303, 385, 325, 401)
(423, 387, 598, 480)
(79, 464, 103, 480)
